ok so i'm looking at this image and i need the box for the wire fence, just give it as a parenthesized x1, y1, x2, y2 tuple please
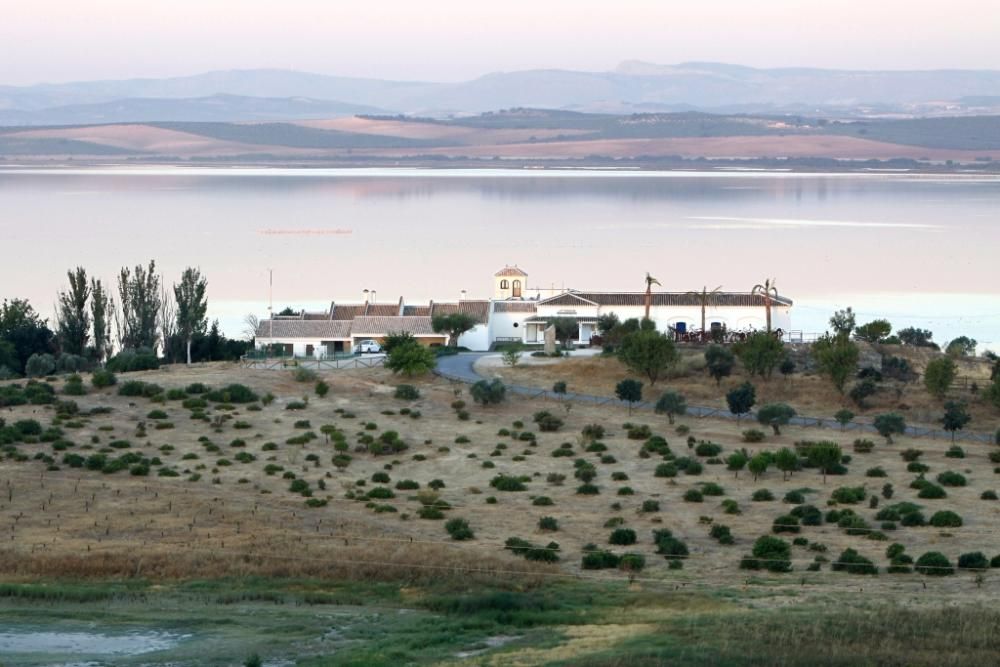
(435, 363, 998, 445)
(241, 356, 385, 371)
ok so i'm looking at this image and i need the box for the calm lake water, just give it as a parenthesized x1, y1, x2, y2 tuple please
(0, 167, 997, 350)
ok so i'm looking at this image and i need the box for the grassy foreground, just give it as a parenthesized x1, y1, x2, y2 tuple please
(1, 577, 998, 666)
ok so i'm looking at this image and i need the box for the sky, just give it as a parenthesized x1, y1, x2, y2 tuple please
(2, 0, 999, 85)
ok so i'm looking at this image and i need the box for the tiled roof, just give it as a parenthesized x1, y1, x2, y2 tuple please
(365, 303, 402, 317)
(403, 305, 431, 316)
(256, 320, 352, 339)
(351, 316, 440, 336)
(539, 291, 793, 308)
(493, 301, 538, 313)
(330, 304, 366, 321)
(430, 300, 490, 322)
(494, 266, 528, 277)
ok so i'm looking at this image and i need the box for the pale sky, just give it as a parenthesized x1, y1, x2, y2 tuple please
(2, 0, 999, 85)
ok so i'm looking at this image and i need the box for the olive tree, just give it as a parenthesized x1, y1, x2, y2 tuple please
(873, 413, 906, 444)
(940, 401, 971, 442)
(619, 330, 678, 385)
(726, 382, 756, 424)
(704, 344, 735, 386)
(431, 312, 479, 348)
(812, 333, 859, 393)
(756, 403, 796, 435)
(654, 390, 687, 425)
(924, 357, 957, 400)
(615, 379, 643, 415)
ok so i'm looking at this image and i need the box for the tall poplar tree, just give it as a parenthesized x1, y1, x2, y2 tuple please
(174, 267, 208, 365)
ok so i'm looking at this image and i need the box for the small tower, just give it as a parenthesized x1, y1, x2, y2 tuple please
(494, 265, 528, 300)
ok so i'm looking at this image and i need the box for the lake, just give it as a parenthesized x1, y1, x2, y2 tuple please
(0, 167, 997, 350)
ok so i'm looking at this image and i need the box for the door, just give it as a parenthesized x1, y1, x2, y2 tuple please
(512, 280, 522, 298)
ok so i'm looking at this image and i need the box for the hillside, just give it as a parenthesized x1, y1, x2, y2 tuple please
(2, 109, 1000, 165)
(2, 361, 1000, 663)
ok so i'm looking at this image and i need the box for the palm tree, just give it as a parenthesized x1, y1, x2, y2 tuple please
(751, 278, 779, 333)
(687, 285, 722, 338)
(644, 273, 661, 321)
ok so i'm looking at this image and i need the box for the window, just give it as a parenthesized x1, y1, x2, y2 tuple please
(513, 322, 519, 328)
(512, 280, 522, 298)
(500, 279, 509, 289)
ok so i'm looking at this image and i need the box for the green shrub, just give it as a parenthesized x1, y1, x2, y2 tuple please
(773, 514, 800, 534)
(915, 551, 954, 576)
(917, 483, 947, 499)
(694, 442, 723, 457)
(582, 548, 620, 570)
(866, 467, 887, 478)
(832, 548, 878, 575)
(710, 524, 734, 544)
(314, 380, 329, 397)
(701, 482, 725, 496)
(783, 490, 806, 504)
(936, 471, 967, 487)
(653, 530, 689, 563)
(654, 462, 677, 478)
(641, 500, 660, 513)
(470, 379, 506, 406)
(742, 429, 766, 443)
(752, 489, 774, 502)
(929, 510, 963, 527)
(945, 445, 965, 459)
(206, 384, 259, 404)
(533, 410, 564, 432)
(740, 535, 791, 572)
(490, 474, 527, 491)
(394, 384, 420, 400)
(538, 516, 559, 531)
(505, 537, 559, 563)
(445, 518, 474, 540)
(831, 486, 866, 504)
(957, 551, 989, 571)
(683, 488, 704, 502)
(608, 527, 637, 545)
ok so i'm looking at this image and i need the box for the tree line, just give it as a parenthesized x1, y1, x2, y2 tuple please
(0, 262, 248, 378)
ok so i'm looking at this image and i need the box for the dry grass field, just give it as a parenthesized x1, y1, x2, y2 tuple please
(2, 359, 999, 597)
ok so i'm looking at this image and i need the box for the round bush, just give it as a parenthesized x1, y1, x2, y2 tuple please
(936, 471, 967, 487)
(957, 551, 989, 571)
(445, 518, 474, 540)
(609, 527, 637, 545)
(929, 510, 963, 528)
(683, 488, 704, 503)
(538, 516, 559, 531)
(752, 489, 775, 502)
(772, 514, 800, 534)
(915, 551, 954, 576)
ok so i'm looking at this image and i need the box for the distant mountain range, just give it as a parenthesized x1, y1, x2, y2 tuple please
(3, 61, 1000, 125)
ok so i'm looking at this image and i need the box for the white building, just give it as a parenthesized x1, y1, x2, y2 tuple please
(254, 265, 793, 356)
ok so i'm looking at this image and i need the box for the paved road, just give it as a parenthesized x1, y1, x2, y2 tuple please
(434, 353, 994, 444)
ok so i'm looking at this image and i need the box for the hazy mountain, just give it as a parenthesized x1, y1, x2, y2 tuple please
(0, 94, 385, 126)
(2, 62, 1000, 124)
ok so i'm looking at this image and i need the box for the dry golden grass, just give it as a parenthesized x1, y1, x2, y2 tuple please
(481, 348, 1000, 430)
(2, 362, 999, 599)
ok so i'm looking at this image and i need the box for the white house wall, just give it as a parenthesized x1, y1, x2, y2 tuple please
(457, 324, 490, 351)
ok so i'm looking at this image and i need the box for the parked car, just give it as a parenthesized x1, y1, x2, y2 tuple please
(357, 339, 383, 354)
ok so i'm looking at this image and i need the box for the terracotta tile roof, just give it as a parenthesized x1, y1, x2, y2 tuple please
(256, 320, 352, 339)
(364, 303, 402, 317)
(494, 266, 528, 277)
(350, 316, 440, 336)
(539, 291, 793, 308)
(430, 300, 490, 322)
(330, 304, 367, 321)
(493, 301, 538, 313)
(402, 305, 431, 316)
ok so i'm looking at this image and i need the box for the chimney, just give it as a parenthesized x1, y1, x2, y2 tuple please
(460, 289, 467, 301)
(363, 289, 369, 304)
(371, 290, 377, 303)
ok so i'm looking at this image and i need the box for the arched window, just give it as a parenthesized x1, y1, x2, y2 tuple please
(500, 280, 509, 289)
(512, 280, 522, 298)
